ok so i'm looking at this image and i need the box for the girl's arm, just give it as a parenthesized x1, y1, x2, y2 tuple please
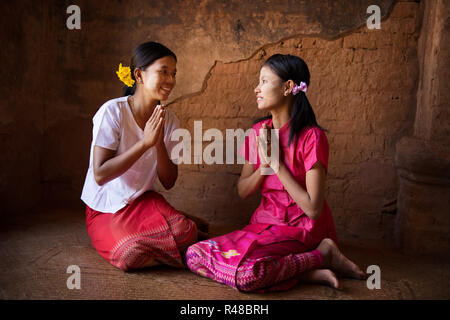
(93, 142, 148, 186)
(237, 162, 267, 199)
(275, 161, 327, 220)
(257, 124, 326, 220)
(237, 131, 271, 199)
(155, 136, 178, 190)
(93, 106, 164, 186)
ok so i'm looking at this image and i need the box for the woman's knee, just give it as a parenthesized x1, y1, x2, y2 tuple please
(180, 212, 209, 234)
(185, 244, 201, 267)
(172, 216, 199, 249)
(112, 239, 153, 272)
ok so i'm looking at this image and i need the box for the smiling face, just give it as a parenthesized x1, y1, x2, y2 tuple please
(138, 55, 177, 101)
(254, 65, 287, 111)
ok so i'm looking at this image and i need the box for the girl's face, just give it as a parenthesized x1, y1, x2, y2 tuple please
(254, 65, 286, 111)
(139, 55, 177, 101)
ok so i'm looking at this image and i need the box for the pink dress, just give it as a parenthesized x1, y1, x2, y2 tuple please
(186, 119, 338, 292)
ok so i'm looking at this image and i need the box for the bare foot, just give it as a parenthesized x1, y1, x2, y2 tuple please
(298, 269, 340, 289)
(317, 238, 367, 280)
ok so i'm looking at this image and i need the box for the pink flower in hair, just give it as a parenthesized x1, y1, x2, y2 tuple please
(292, 81, 307, 95)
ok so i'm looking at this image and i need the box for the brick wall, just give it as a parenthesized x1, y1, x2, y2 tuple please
(157, 1, 422, 241)
(0, 1, 426, 244)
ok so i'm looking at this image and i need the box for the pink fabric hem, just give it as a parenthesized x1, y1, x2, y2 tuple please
(311, 249, 324, 267)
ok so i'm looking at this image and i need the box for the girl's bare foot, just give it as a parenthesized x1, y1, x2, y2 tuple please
(317, 238, 367, 280)
(298, 269, 340, 289)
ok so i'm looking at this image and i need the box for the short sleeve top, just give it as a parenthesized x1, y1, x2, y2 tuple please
(238, 118, 337, 248)
(81, 96, 180, 213)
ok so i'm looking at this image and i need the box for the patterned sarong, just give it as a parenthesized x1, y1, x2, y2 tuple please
(86, 191, 198, 271)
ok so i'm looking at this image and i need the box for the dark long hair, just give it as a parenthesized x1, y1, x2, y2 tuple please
(122, 41, 177, 96)
(255, 54, 326, 146)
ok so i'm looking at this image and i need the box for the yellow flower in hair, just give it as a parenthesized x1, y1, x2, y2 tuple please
(116, 63, 135, 87)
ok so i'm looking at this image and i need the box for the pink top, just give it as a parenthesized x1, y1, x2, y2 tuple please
(239, 118, 338, 249)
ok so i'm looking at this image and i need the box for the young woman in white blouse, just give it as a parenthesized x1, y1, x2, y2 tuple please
(81, 42, 208, 271)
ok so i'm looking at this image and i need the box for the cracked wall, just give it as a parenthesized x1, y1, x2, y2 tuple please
(159, 2, 422, 241)
(0, 0, 424, 242)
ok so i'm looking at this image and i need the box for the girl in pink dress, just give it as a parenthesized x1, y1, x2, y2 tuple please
(81, 42, 208, 271)
(186, 54, 366, 292)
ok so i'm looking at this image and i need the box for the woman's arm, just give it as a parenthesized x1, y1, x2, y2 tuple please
(153, 109, 178, 190)
(155, 138, 178, 190)
(93, 105, 165, 186)
(258, 124, 327, 220)
(276, 161, 326, 220)
(93, 142, 148, 186)
(237, 161, 267, 199)
(237, 129, 272, 199)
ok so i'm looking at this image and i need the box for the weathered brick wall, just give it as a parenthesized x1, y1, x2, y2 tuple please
(394, 0, 450, 256)
(157, 1, 422, 241)
(0, 0, 426, 244)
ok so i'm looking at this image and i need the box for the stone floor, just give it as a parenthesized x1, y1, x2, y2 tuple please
(1, 205, 449, 300)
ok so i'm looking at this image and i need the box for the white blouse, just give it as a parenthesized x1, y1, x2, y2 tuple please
(81, 96, 180, 213)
